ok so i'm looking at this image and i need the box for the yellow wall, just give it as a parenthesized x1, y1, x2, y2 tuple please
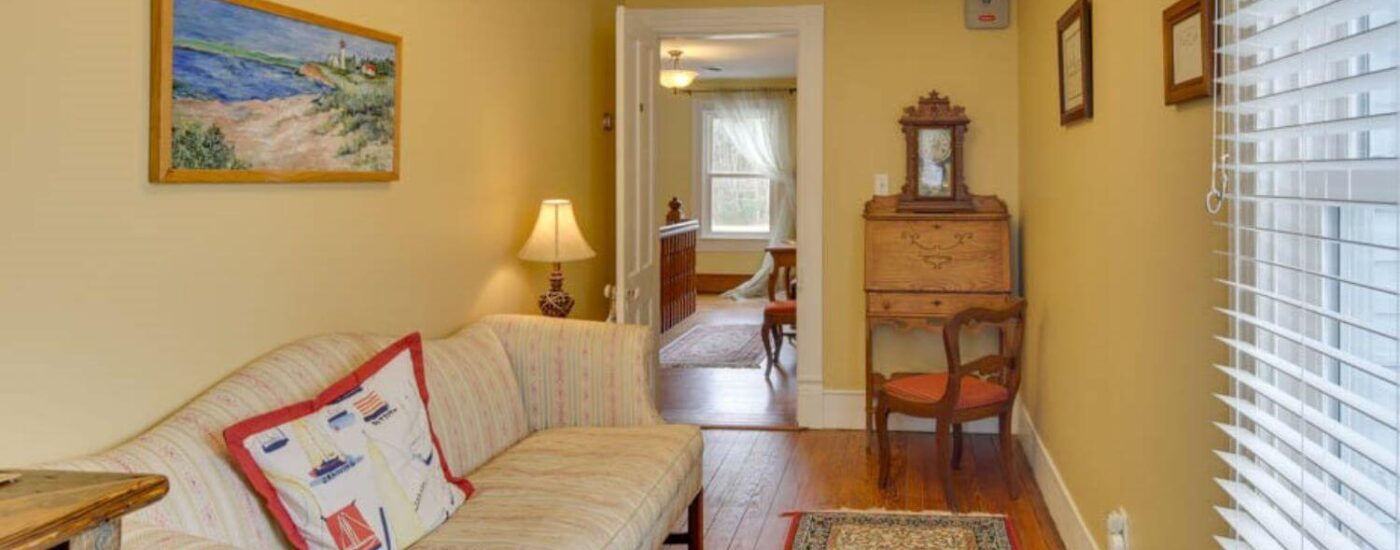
(1017, 0, 1228, 547)
(656, 78, 796, 275)
(629, 0, 1022, 389)
(0, 0, 616, 466)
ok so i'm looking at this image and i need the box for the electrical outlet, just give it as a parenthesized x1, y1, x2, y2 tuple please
(874, 173, 890, 196)
(1106, 508, 1129, 550)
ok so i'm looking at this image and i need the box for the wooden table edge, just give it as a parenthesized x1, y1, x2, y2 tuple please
(0, 471, 169, 550)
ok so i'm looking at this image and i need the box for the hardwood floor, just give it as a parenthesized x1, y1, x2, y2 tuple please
(659, 295, 797, 429)
(667, 429, 1066, 550)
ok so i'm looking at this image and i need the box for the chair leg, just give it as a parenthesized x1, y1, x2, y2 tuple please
(760, 321, 774, 377)
(952, 423, 964, 470)
(999, 412, 1021, 499)
(935, 419, 959, 512)
(876, 399, 892, 488)
(770, 324, 783, 369)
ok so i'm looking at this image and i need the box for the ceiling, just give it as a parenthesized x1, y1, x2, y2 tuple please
(659, 34, 798, 80)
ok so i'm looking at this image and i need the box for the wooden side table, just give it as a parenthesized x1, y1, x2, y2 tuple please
(0, 470, 168, 550)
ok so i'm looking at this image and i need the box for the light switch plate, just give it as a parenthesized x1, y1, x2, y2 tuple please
(966, 0, 1011, 29)
(874, 173, 890, 195)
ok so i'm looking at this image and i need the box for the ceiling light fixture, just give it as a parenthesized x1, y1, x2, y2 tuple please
(659, 50, 698, 92)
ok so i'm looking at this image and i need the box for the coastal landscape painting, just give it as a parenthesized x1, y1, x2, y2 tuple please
(151, 0, 401, 183)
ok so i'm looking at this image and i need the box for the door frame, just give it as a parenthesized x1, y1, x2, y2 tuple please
(622, 6, 826, 428)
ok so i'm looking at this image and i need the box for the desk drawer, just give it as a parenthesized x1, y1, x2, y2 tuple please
(867, 293, 1014, 317)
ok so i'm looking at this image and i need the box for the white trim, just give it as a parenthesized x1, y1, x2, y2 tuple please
(1016, 407, 1099, 550)
(696, 238, 768, 253)
(633, 6, 825, 428)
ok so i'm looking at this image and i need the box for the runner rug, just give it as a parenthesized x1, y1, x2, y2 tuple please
(660, 324, 765, 369)
(784, 510, 1020, 550)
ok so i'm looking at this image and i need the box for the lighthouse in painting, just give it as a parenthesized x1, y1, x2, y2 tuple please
(337, 39, 347, 70)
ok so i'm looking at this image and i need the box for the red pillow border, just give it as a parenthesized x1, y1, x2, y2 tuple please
(223, 332, 474, 550)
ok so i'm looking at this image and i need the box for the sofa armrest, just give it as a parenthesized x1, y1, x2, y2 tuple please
(121, 521, 241, 550)
(480, 314, 664, 430)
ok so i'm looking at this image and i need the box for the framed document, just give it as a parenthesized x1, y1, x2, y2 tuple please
(1057, 0, 1093, 125)
(1163, 0, 1213, 104)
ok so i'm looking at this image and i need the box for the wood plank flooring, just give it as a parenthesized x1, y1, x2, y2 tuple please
(659, 296, 797, 429)
(667, 429, 1066, 550)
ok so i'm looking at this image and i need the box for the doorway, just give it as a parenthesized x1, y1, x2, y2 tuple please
(615, 6, 824, 429)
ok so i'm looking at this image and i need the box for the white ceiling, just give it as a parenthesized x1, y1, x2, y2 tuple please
(659, 34, 798, 80)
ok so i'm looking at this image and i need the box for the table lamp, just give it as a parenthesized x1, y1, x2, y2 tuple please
(518, 199, 596, 317)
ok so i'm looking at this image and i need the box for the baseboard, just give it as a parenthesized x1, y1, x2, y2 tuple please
(697, 273, 750, 294)
(1015, 407, 1099, 550)
(797, 380, 825, 428)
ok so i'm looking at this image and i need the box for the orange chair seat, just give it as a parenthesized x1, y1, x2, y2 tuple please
(883, 373, 1009, 410)
(764, 300, 797, 314)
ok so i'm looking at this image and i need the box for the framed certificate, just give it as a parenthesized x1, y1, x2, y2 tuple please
(1163, 0, 1213, 104)
(1057, 0, 1093, 125)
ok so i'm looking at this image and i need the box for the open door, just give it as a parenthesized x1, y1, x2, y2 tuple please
(614, 7, 660, 330)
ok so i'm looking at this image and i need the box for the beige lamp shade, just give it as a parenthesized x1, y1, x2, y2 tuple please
(518, 199, 596, 263)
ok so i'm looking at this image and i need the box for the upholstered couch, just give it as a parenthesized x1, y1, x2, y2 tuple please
(40, 315, 704, 549)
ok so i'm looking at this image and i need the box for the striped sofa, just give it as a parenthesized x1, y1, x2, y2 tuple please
(40, 315, 704, 550)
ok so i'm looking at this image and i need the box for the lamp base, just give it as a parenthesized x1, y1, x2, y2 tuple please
(538, 263, 575, 318)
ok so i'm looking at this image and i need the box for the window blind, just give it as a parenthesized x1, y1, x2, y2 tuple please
(1215, 0, 1400, 548)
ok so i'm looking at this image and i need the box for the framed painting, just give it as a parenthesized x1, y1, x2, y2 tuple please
(1162, 0, 1213, 105)
(150, 0, 402, 183)
(1057, 0, 1093, 125)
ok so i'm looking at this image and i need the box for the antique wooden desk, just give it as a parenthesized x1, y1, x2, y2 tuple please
(0, 470, 168, 550)
(863, 194, 1015, 429)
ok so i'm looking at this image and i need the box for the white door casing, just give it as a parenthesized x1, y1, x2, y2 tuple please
(618, 6, 825, 428)
(614, 7, 660, 332)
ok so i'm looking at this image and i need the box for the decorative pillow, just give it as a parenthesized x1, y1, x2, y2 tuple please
(224, 333, 471, 550)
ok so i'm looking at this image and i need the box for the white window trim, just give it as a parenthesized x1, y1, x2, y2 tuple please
(692, 99, 776, 248)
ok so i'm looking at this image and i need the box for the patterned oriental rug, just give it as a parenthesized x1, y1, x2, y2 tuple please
(660, 324, 766, 369)
(784, 510, 1021, 550)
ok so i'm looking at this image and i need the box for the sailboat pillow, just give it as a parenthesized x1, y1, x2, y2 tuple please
(224, 333, 471, 550)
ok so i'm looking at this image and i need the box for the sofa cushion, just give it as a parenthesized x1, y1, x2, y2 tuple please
(224, 333, 470, 550)
(423, 324, 530, 479)
(412, 424, 703, 550)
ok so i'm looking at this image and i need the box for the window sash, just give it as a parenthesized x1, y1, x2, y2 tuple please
(695, 106, 775, 240)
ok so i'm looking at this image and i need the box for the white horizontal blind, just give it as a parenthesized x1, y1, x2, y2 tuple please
(1216, 0, 1400, 548)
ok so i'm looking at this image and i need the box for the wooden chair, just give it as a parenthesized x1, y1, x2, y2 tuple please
(761, 244, 797, 377)
(874, 299, 1027, 511)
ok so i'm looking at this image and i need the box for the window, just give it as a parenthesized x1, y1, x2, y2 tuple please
(1214, 0, 1400, 548)
(697, 108, 772, 240)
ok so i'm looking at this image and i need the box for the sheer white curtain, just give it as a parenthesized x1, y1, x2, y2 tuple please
(711, 91, 796, 300)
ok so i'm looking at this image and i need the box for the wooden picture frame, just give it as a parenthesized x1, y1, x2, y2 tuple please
(151, 0, 402, 183)
(1162, 0, 1213, 105)
(898, 90, 973, 213)
(1057, 0, 1093, 125)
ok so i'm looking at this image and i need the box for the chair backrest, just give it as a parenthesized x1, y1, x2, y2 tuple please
(765, 245, 797, 301)
(940, 299, 1028, 403)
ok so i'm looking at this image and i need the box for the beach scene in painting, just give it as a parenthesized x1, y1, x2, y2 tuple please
(171, 0, 396, 172)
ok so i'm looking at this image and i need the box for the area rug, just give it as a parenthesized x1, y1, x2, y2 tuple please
(660, 324, 765, 369)
(783, 510, 1020, 550)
